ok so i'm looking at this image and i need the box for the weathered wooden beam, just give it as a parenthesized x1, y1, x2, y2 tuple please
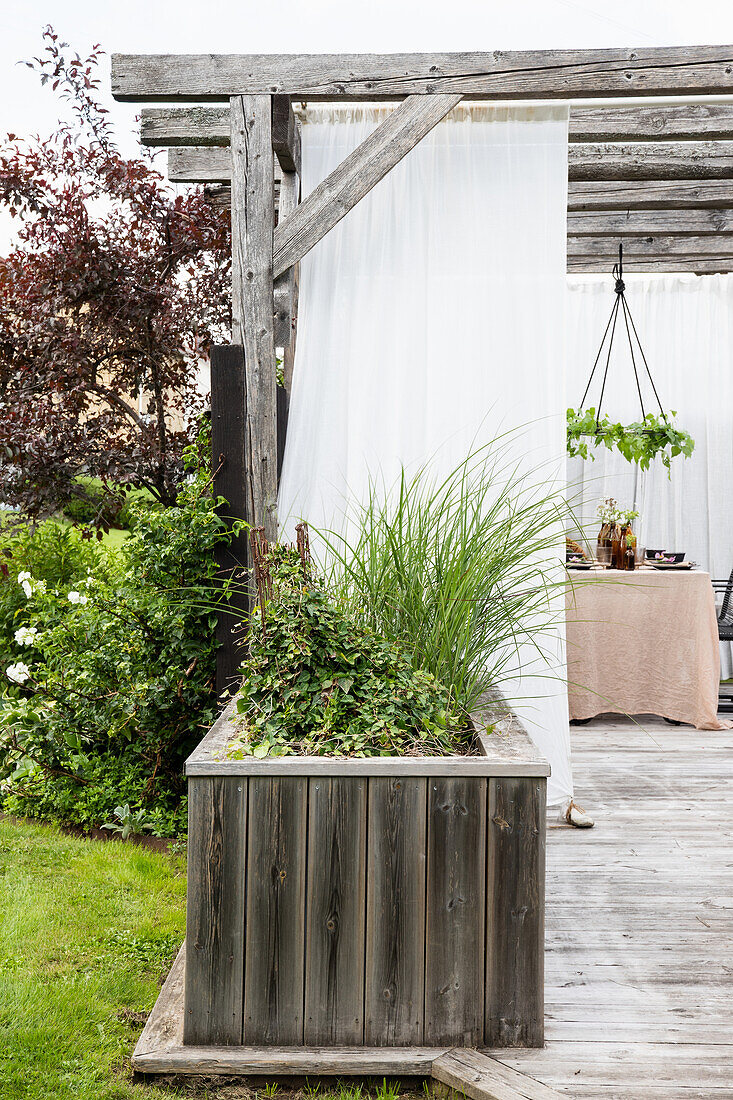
(567, 179, 733, 210)
(168, 146, 283, 183)
(569, 103, 733, 142)
(112, 47, 733, 102)
(142, 105, 229, 146)
(568, 208, 733, 236)
(568, 256, 733, 273)
(568, 141, 733, 180)
(169, 140, 733, 187)
(568, 233, 733, 258)
(206, 178, 733, 217)
(144, 102, 733, 149)
(230, 94, 278, 542)
(273, 92, 462, 279)
(272, 94, 301, 174)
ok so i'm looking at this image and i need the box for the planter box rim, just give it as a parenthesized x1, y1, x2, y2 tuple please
(186, 688, 550, 778)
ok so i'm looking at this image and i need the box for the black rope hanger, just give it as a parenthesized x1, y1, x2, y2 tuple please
(578, 244, 667, 433)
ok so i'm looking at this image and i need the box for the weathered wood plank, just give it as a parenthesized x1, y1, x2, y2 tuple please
(209, 177, 733, 221)
(272, 94, 301, 174)
(142, 102, 733, 148)
(133, 942, 185, 1062)
(424, 777, 486, 1047)
(273, 93, 461, 278)
(486, 778, 546, 1049)
(569, 256, 733, 274)
(142, 105, 230, 146)
(567, 178, 733, 211)
(112, 47, 733, 101)
(243, 777, 307, 1044)
(169, 140, 733, 189)
(570, 103, 733, 143)
(184, 777, 247, 1045)
(273, 166, 300, 350)
(229, 94, 278, 542)
(365, 776, 427, 1046)
(168, 145, 283, 183)
(304, 777, 367, 1045)
(568, 233, 733, 258)
(210, 346, 249, 697)
(134, 1042, 448, 1076)
(187, 755, 550, 778)
(568, 207, 733, 237)
(432, 1047, 562, 1100)
(568, 141, 733, 180)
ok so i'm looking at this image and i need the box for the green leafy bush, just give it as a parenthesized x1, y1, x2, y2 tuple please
(231, 543, 467, 759)
(0, 432, 238, 836)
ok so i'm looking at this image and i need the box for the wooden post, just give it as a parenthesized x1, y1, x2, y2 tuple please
(230, 94, 278, 544)
(211, 345, 250, 698)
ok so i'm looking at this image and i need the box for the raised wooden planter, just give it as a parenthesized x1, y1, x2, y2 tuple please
(133, 692, 549, 1075)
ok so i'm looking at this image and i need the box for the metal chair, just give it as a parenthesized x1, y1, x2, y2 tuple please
(712, 567, 733, 711)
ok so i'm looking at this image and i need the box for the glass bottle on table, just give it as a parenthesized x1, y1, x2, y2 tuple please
(610, 524, 622, 569)
(617, 525, 628, 570)
(625, 530, 637, 572)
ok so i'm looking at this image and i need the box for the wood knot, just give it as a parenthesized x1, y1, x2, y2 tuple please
(492, 814, 511, 830)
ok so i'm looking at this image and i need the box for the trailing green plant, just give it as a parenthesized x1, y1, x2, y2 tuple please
(318, 439, 572, 714)
(567, 407, 695, 472)
(230, 539, 467, 759)
(0, 425, 239, 836)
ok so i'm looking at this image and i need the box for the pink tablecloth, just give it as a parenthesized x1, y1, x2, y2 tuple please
(566, 568, 732, 730)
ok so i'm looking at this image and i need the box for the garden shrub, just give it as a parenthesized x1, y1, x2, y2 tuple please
(0, 433, 238, 837)
(231, 541, 468, 759)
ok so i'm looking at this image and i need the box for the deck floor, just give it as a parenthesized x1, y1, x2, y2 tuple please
(492, 714, 733, 1099)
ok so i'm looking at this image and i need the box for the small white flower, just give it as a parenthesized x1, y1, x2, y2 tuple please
(6, 662, 31, 685)
(17, 571, 31, 583)
(20, 580, 32, 599)
(67, 591, 88, 605)
(14, 626, 38, 647)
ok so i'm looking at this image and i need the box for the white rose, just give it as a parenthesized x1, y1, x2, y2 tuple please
(6, 662, 31, 685)
(67, 591, 88, 605)
(14, 626, 38, 647)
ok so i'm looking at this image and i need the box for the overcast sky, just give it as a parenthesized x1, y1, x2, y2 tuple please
(4, 0, 733, 251)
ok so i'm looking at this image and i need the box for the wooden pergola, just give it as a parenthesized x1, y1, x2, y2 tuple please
(112, 47, 733, 689)
(112, 49, 733, 1094)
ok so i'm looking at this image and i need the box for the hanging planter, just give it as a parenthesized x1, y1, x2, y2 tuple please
(567, 245, 695, 473)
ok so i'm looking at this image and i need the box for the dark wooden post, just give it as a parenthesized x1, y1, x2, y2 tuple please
(211, 345, 250, 698)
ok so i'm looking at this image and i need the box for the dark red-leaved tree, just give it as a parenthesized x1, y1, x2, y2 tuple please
(0, 28, 231, 519)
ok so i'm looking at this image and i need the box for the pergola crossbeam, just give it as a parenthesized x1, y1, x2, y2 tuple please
(143, 102, 733, 149)
(112, 47, 733, 101)
(567, 179, 733, 210)
(568, 208, 733, 236)
(167, 140, 733, 184)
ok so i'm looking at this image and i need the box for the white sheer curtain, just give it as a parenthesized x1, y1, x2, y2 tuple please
(279, 105, 573, 805)
(567, 274, 733, 676)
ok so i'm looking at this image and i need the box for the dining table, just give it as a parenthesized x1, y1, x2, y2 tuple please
(565, 565, 733, 731)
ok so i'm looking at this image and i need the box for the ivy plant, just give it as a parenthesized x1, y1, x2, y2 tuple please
(230, 544, 469, 759)
(567, 407, 695, 473)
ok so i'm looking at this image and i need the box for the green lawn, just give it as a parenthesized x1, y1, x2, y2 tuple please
(0, 817, 423, 1100)
(0, 816, 186, 1099)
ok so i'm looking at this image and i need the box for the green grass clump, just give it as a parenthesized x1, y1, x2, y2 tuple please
(320, 437, 571, 713)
